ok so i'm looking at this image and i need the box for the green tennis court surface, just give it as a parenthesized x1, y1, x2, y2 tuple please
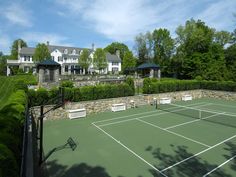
(43, 98, 236, 177)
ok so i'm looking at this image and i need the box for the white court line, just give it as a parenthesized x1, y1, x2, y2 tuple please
(93, 102, 208, 125)
(203, 154, 236, 177)
(98, 110, 186, 127)
(209, 102, 236, 109)
(165, 112, 226, 130)
(98, 103, 212, 127)
(137, 119, 210, 148)
(92, 123, 169, 177)
(161, 134, 236, 172)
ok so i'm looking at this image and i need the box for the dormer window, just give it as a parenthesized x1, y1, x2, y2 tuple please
(72, 49, 76, 55)
(64, 49, 68, 54)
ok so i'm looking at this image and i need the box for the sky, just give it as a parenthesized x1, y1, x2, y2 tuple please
(0, 0, 236, 54)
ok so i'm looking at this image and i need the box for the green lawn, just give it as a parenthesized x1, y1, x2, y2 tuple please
(43, 98, 236, 177)
(0, 76, 15, 109)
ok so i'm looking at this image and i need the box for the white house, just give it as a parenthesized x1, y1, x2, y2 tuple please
(7, 41, 122, 76)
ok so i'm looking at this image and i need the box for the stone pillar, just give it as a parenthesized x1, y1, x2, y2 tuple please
(38, 68, 44, 84)
(7, 66, 11, 76)
(54, 68, 59, 83)
(158, 69, 161, 80)
(149, 69, 154, 78)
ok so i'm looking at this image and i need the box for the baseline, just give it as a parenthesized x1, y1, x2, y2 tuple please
(98, 103, 211, 127)
(93, 102, 208, 125)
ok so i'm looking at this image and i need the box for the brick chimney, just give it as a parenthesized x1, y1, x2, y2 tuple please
(116, 50, 120, 58)
(92, 43, 95, 51)
(18, 39, 21, 60)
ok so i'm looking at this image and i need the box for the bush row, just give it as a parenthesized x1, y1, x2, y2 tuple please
(28, 83, 134, 106)
(0, 90, 27, 177)
(143, 78, 236, 94)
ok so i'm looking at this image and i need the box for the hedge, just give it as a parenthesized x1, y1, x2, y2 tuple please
(143, 78, 236, 94)
(28, 83, 135, 106)
(0, 89, 27, 177)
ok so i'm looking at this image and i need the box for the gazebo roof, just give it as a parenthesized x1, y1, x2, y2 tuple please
(137, 63, 160, 70)
(37, 59, 60, 67)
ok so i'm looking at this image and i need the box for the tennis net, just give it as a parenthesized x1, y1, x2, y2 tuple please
(158, 103, 236, 128)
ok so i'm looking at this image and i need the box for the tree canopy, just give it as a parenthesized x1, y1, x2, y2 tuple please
(33, 43, 51, 62)
(93, 48, 107, 73)
(78, 49, 91, 73)
(122, 51, 137, 72)
(10, 39, 27, 59)
(104, 42, 129, 60)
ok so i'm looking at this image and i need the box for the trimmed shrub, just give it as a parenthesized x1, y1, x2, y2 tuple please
(60, 80, 74, 88)
(143, 79, 236, 94)
(125, 77, 135, 94)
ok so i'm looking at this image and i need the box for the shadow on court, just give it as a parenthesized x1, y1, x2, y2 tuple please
(43, 160, 111, 177)
(146, 143, 236, 177)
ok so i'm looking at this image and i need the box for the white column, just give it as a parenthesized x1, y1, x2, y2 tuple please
(158, 69, 161, 80)
(7, 66, 11, 76)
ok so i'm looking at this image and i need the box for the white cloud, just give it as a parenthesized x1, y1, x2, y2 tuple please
(3, 3, 32, 27)
(196, 0, 236, 32)
(0, 29, 11, 54)
(54, 0, 236, 42)
(21, 32, 73, 46)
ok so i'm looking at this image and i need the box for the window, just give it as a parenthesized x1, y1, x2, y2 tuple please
(28, 56, 30, 61)
(52, 56, 55, 61)
(64, 57, 67, 60)
(24, 66, 30, 73)
(58, 56, 63, 62)
(112, 67, 118, 72)
(65, 65, 68, 72)
(72, 49, 76, 54)
(64, 49, 68, 54)
(112, 62, 119, 66)
(24, 56, 27, 61)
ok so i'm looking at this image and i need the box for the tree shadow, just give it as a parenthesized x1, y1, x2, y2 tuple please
(146, 143, 234, 177)
(224, 142, 236, 172)
(42, 160, 111, 177)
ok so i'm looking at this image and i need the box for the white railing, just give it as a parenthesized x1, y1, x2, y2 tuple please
(7, 60, 20, 64)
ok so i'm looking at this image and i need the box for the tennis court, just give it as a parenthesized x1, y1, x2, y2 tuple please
(43, 98, 236, 177)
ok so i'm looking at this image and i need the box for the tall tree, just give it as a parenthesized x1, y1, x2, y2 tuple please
(93, 48, 107, 73)
(174, 19, 218, 79)
(104, 42, 129, 61)
(10, 39, 27, 59)
(225, 43, 236, 81)
(153, 28, 174, 76)
(214, 30, 233, 46)
(134, 32, 152, 64)
(0, 52, 8, 75)
(122, 51, 137, 72)
(33, 43, 51, 62)
(78, 49, 91, 73)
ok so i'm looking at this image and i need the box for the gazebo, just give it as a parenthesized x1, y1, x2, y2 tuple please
(37, 59, 61, 83)
(137, 63, 161, 78)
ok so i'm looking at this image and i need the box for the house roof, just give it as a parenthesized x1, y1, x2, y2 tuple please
(37, 59, 61, 66)
(137, 63, 160, 70)
(106, 53, 121, 62)
(19, 45, 92, 55)
(20, 47, 35, 55)
(48, 45, 93, 54)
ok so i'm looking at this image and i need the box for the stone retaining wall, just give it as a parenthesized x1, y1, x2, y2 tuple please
(31, 89, 236, 121)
